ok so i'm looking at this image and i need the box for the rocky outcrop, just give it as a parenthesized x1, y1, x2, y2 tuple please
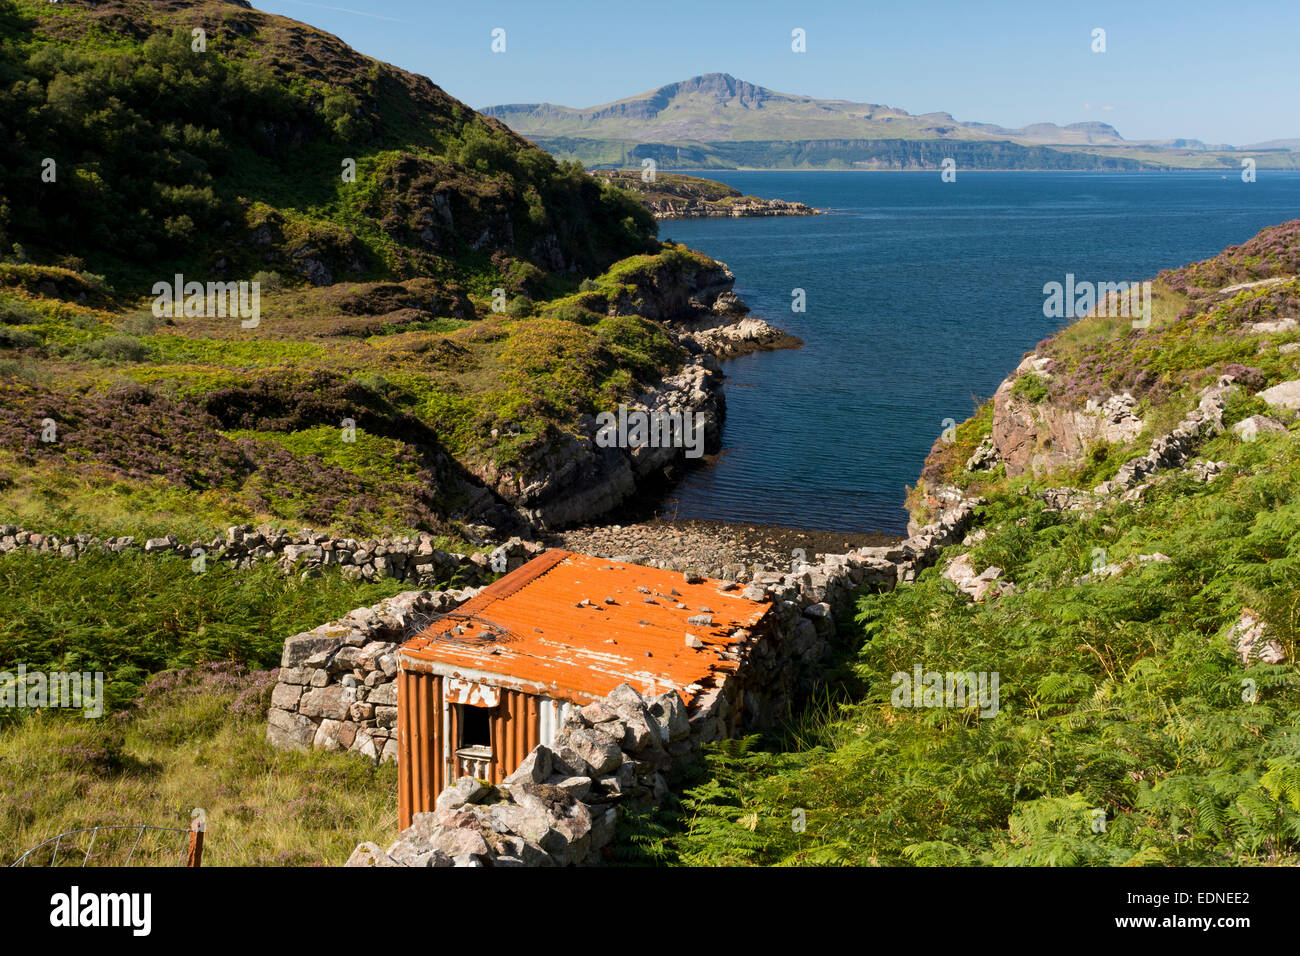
(1228, 610, 1286, 665)
(644, 196, 821, 220)
(673, 314, 803, 359)
(608, 255, 739, 324)
(1232, 415, 1288, 440)
(491, 356, 725, 530)
(1030, 377, 1241, 513)
(1074, 551, 1171, 584)
(942, 552, 1014, 602)
(991, 355, 1145, 478)
(1094, 376, 1236, 495)
(476, 249, 802, 529)
(1257, 379, 1300, 411)
(1209, 276, 1293, 303)
(598, 248, 800, 361)
(592, 170, 822, 221)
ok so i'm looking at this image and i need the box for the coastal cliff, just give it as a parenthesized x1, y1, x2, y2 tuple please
(919, 219, 1300, 499)
(479, 244, 801, 528)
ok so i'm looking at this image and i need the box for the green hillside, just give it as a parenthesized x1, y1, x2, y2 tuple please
(0, 0, 731, 542)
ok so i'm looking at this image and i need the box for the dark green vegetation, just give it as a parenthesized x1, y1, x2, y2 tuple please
(0, 0, 722, 541)
(0, 0, 653, 286)
(0, 550, 424, 714)
(652, 224, 1300, 865)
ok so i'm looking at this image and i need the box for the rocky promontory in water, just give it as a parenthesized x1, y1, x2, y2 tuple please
(594, 170, 823, 220)
(488, 245, 802, 530)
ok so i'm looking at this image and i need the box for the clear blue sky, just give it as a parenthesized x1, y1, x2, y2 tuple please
(256, 0, 1298, 146)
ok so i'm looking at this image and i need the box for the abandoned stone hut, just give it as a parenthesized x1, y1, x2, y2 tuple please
(395, 548, 770, 829)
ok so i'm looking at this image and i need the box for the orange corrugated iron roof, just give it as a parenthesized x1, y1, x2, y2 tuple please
(399, 549, 770, 706)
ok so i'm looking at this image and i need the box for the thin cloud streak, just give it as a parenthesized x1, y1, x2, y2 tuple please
(274, 0, 410, 24)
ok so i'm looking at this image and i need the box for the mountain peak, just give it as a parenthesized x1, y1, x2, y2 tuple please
(650, 73, 770, 111)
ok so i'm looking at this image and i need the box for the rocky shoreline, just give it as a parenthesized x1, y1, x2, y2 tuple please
(593, 170, 822, 221)
(646, 195, 821, 221)
(546, 517, 897, 578)
(489, 252, 801, 532)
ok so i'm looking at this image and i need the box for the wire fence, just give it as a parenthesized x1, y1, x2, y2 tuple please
(10, 809, 206, 867)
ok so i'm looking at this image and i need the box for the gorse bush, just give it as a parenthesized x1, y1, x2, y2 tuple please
(251, 270, 285, 292)
(0, 326, 39, 349)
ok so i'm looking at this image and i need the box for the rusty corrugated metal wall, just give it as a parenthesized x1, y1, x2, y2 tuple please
(398, 675, 542, 830)
(397, 669, 440, 831)
(488, 689, 540, 785)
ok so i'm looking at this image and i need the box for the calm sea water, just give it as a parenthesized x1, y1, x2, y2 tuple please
(658, 170, 1300, 534)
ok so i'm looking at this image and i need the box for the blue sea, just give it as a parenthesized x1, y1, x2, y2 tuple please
(658, 170, 1300, 535)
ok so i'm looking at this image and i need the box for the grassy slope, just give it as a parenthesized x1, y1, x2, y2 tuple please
(0, 664, 398, 866)
(0, 552, 428, 865)
(658, 222, 1300, 866)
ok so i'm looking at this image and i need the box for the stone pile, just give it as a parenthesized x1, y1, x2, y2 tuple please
(346, 681, 728, 868)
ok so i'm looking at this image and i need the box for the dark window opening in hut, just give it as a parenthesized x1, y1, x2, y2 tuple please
(458, 704, 491, 749)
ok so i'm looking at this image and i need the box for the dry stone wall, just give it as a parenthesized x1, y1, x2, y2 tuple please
(267, 587, 487, 760)
(0, 523, 543, 586)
